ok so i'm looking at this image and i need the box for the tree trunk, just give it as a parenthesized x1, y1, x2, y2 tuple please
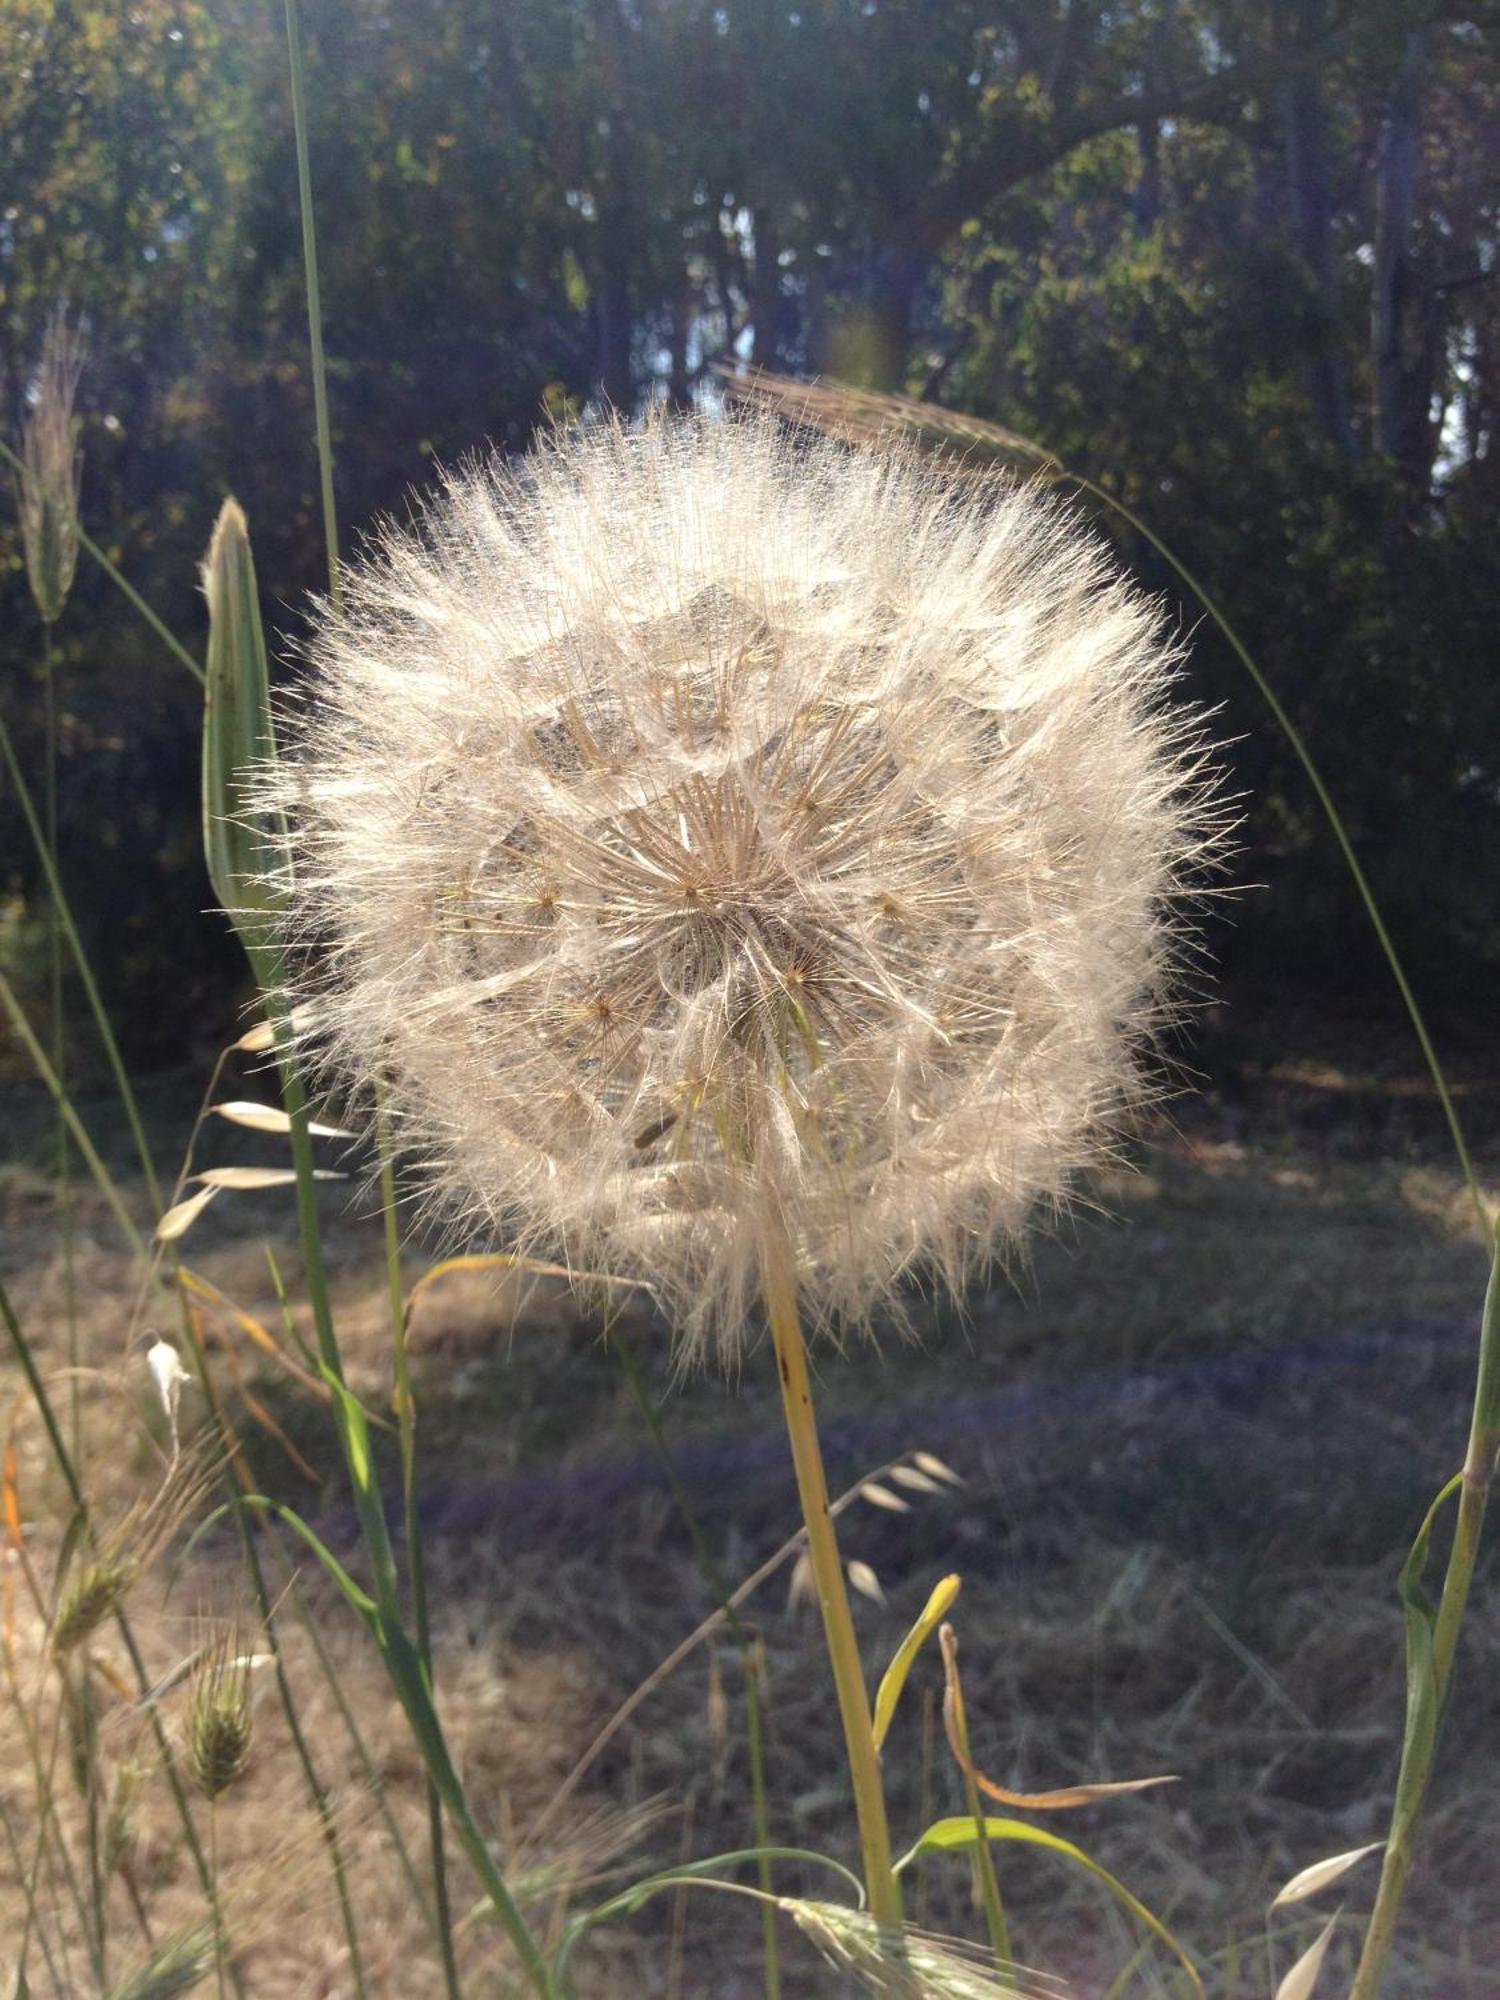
(1281, 0, 1352, 453)
(1372, 29, 1428, 463)
(750, 204, 784, 374)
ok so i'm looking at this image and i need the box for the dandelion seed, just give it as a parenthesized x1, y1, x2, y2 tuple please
(15, 305, 86, 626)
(147, 1337, 192, 1455)
(262, 411, 1221, 1361)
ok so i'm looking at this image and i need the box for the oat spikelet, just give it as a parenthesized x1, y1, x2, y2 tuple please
(264, 411, 1220, 1361)
(15, 304, 86, 625)
(786, 1899, 1044, 1997)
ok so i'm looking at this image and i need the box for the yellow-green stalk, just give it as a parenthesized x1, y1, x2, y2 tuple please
(761, 1209, 901, 1931)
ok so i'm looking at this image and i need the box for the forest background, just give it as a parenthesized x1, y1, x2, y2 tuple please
(1, 0, 1497, 1068)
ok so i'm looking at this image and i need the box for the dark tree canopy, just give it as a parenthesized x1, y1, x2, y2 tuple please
(2, 0, 1497, 1057)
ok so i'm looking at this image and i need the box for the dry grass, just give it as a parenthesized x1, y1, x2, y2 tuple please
(1, 991, 1496, 1996)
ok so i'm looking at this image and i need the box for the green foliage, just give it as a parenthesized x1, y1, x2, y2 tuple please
(2, 0, 1497, 1056)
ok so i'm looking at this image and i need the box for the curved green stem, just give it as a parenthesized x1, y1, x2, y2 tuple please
(1069, 471, 1485, 1239)
(283, 0, 341, 608)
(1349, 1222, 1500, 2000)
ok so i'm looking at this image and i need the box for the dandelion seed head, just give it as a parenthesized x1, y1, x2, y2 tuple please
(265, 412, 1220, 1361)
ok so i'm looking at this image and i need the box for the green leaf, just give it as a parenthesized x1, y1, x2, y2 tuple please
(245, 1496, 551, 1989)
(201, 498, 285, 956)
(555, 1847, 865, 1985)
(872, 1572, 960, 1753)
(1391, 1472, 1462, 1847)
(899, 1816, 1203, 1999)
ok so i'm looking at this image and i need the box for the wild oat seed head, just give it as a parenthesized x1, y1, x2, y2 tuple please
(16, 304, 86, 626)
(785, 1900, 1041, 1997)
(265, 412, 1218, 1361)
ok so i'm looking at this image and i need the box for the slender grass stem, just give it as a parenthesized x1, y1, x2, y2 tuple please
(607, 1323, 781, 1999)
(7, 1656, 96, 1984)
(1068, 471, 1485, 1238)
(1349, 1221, 1500, 2000)
(939, 1626, 1010, 1969)
(39, 628, 83, 1474)
(0, 1791, 68, 1995)
(283, 0, 341, 607)
(381, 1095, 462, 2000)
(0, 435, 204, 685)
(759, 1210, 900, 1932)
(0, 705, 166, 1212)
(0, 1274, 245, 1996)
(0, 972, 147, 1258)
(177, 1302, 372, 2000)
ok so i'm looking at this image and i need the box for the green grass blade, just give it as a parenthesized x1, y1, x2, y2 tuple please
(247, 1499, 554, 1997)
(899, 1815, 1203, 1998)
(872, 1574, 960, 1754)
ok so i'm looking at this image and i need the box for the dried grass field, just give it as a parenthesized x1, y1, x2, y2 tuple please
(3, 992, 1496, 1998)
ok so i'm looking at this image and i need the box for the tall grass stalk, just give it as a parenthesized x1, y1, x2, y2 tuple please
(607, 1321, 781, 2000)
(382, 1096, 462, 2000)
(0, 707, 166, 1213)
(0, 1275, 246, 1997)
(38, 628, 82, 1475)
(279, 2, 460, 1970)
(175, 1304, 372, 2000)
(1349, 1219, 1500, 2000)
(758, 1211, 901, 1932)
(282, 0, 340, 608)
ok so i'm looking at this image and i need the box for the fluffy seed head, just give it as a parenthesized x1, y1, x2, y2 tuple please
(16, 305, 85, 626)
(265, 412, 1218, 1361)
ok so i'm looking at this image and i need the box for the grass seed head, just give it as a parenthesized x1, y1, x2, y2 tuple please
(54, 1556, 136, 1656)
(104, 1925, 217, 2000)
(188, 1627, 255, 1798)
(51, 1440, 217, 1657)
(16, 304, 86, 626)
(265, 410, 1222, 1360)
(785, 1899, 1040, 1997)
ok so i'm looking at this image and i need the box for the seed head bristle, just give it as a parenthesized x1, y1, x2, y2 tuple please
(52, 1440, 218, 1656)
(16, 303, 86, 626)
(104, 1756, 143, 1875)
(54, 1557, 136, 1657)
(784, 1899, 1043, 1997)
(188, 1628, 254, 1798)
(104, 1925, 217, 2000)
(262, 409, 1226, 1361)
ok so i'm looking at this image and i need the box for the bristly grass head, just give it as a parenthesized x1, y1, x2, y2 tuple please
(188, 1623, 255, 1799)
(51, 1439, 217, 1657)
(263, 409, 1224, 1362)
(785, 1899, 1048, 1997)
(15, 302, 86, 627)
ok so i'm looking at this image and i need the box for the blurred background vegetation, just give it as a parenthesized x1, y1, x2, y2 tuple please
(2, 0, 1497, 1064)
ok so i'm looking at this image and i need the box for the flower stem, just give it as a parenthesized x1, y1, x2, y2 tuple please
(759, 1212, 901, 1931)
(1350, 1218, 1500, 2000)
